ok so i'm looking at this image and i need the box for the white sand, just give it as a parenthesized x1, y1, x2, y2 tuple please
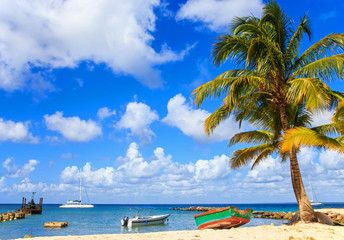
(15, 208, 344, 240)
(16, 222, 344, 240)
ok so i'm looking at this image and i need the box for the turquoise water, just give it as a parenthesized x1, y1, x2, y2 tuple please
(0, 203, 343, 240)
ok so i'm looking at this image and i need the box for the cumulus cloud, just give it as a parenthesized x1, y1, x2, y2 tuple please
(246, 156, 287, 183)
(97, 107, 116, 120)
(55, 142, 232, 199)
(310, 110, 335, 127)
(2, 158, 39, 178)
(162, 94, 241, 143)
(176, 0, 263, 31)
(44, 111, 102, 142)
(59, 152, 79, 159)
(194, 155, 230, 180)
(0, 0, 188, 92)
(12, 178, 47, 193)
(319, 149, 344, 170)
(0, 176, 6, 189)
(117, 102, 159, 145)
(60, 163, 116, 187)
(117, 142, 171, 180)
(0, 119, 38, 143)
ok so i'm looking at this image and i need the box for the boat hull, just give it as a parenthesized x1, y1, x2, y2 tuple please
(311, 202, 323, 207)
(194, 207, 253, 230)
(59, 204, 94, 208)
(127, 214, 170, 227)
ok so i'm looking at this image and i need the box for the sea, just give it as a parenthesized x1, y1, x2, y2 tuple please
(0, 203, 343, 240)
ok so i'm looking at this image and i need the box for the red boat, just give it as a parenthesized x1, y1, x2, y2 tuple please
(194, 207, 253, 230)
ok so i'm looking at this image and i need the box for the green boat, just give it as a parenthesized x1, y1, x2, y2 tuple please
(194, 207, 253, 230)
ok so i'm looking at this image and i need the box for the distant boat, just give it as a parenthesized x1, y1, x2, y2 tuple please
(121, 207, 170, 227)
(194, 207, 253, 230)
(60, 170, 94, 208)
(308, 176, 323, 207)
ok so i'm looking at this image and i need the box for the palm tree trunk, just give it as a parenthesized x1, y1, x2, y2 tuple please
(279, 103, 317, 222)
(289, 150, 317, 221)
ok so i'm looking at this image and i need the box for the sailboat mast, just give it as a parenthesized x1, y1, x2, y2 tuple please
(308, 176, 314, 202)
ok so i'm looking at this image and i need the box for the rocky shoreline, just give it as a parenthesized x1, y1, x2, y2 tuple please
(170, 206, 344, 225)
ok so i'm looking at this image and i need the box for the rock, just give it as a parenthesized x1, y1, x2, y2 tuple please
(273, 212, 286, 219)
(314, 211, 334, 226)
(284, 212, 293, 219)
(253, 211, 264, 214)
(289, 212, 301, 225)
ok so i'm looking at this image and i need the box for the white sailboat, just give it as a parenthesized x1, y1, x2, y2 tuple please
(60, 170, 94, 208)
(308, 176, 323, 207)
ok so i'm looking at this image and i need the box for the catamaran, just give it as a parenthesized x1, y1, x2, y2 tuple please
(60, 170, 94, 208)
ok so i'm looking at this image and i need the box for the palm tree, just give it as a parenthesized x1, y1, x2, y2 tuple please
(192, 1, 344, 221)
(281, 97, 344, 153)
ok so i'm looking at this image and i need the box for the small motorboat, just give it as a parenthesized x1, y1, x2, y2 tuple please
(121, 207, 170, 227)
(194, 206, 253, 230)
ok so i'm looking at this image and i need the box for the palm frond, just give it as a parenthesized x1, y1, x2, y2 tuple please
(261, 0, 292, 53)
(280, 127, 343, 152)
(292, 54, 344, 82)
(287, 78, 331, 110)
(251, 146, 276, 169)
(293, 33, 344, 70)
(204, 104, 231, 135)
(311, 124, 341, 136)
(228, 130, 274, 147)
(192, 69, 263, 108)
(230, 143, 272, 169)
(212, 35, 251, 66)
(285, 14, 311, 67)
(332, 99, 344, 122)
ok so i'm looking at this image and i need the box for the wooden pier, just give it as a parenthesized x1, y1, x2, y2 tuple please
(44, 222, 68, 228)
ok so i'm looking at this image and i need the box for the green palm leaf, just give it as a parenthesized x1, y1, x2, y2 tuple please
(280, 127, 343, 152)
(287, 78, 331, 110)
(230, 143, 273, 169)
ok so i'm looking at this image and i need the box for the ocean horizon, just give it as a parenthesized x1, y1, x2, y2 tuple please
(1, 202, 343, 240)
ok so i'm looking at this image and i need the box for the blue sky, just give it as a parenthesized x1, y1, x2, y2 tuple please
(1, 0, 344, 204)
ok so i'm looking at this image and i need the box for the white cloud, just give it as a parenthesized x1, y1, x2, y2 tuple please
(117, 102, 159, 145)
(2, 158, 39, 178)
(117, 142, 169, 179)
(162, 94, 241, 143)
(59, 153, 78, 159)
(55, 142, 232, 199)
(44, 111, 102, 142)
(97, 107, 116, 120)
(176, 0, 263, 31)
(12, 178, 47, 193)
(0, 0, 188, 92)
(60, 163, 116, 187)
(246, 156, 286, 183)
(319, 149, 344, 170)
(194, 155, 230, 180)
(310, 110, 335, 127)
(0, 118, 38, 143)
(0, 177, 6, 189)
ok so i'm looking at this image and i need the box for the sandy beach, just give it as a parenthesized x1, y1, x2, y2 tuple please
(16, 223, 344, 240)
(16, 209, 344, 240)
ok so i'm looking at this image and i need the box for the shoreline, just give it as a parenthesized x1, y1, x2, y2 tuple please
(13, 222, 344, 240)
(14, 208, 344, 240)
